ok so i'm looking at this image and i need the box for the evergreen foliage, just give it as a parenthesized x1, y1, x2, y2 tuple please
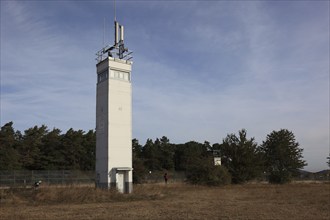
(220, 129, 264, 183)
(260, 129, 307, 184)
(132, 138, 146, 184)
(0, 122, 96, 170)
(1, 122, 309, 186)
(185, 157, 231, 186)
(0, 122, 21, 169)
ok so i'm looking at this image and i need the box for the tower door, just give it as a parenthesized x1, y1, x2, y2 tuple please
(116, 172, 124, 193)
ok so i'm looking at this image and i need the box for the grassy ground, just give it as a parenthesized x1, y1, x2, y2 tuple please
(0, 182, 329, 220)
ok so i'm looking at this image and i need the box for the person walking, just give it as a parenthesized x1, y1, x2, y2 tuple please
(164, 173, 168, 184)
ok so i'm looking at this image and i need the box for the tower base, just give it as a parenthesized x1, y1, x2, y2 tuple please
(95, 167, 133, 193)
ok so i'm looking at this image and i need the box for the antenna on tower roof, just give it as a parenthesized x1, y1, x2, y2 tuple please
(95, 0, 132, 63)
(114, 0, 117, 22)
(103, 17, 105, 47)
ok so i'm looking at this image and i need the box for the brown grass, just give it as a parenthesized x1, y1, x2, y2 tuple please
(0, 182, 329, 219)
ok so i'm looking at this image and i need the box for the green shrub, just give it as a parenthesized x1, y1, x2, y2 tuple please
(268, 170, 292, 184)
(186, 158, 231, 186)
(133, 157, 146, 184)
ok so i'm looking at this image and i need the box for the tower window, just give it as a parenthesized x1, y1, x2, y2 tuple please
(110, 70, 131, 82)
(98, 70, 108, 83)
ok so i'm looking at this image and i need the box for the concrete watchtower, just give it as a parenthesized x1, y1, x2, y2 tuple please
(95, 20, 133, 193)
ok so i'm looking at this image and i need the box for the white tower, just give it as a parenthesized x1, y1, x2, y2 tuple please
(95, 20, 133, 193)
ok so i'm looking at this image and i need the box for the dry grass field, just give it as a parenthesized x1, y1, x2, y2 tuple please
(0, 182, 329, 220)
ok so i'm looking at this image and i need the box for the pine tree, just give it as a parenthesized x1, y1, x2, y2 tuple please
(0, 122, 21, 169)
(260, 129, 307, 184)
(220, 129, 263, 183)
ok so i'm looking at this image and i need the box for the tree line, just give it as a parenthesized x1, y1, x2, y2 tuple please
(1, 121, 308, 184)
(0, 122, 95, 171)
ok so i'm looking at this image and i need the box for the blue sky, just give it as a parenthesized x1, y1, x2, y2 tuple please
(1, 0, 329, 172)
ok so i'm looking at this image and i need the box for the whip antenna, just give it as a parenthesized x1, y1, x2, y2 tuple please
(103, 17, 105, 47)
(114, 0, 116, 22)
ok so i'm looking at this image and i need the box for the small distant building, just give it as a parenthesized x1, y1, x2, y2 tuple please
(214, 157, 222, 166)
(213, 150, 221, 166)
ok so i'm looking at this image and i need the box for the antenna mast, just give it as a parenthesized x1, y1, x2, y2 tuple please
(114, 0, 116, 21)
(95, 0, 132, 63)
(103, 17, 105, 47)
